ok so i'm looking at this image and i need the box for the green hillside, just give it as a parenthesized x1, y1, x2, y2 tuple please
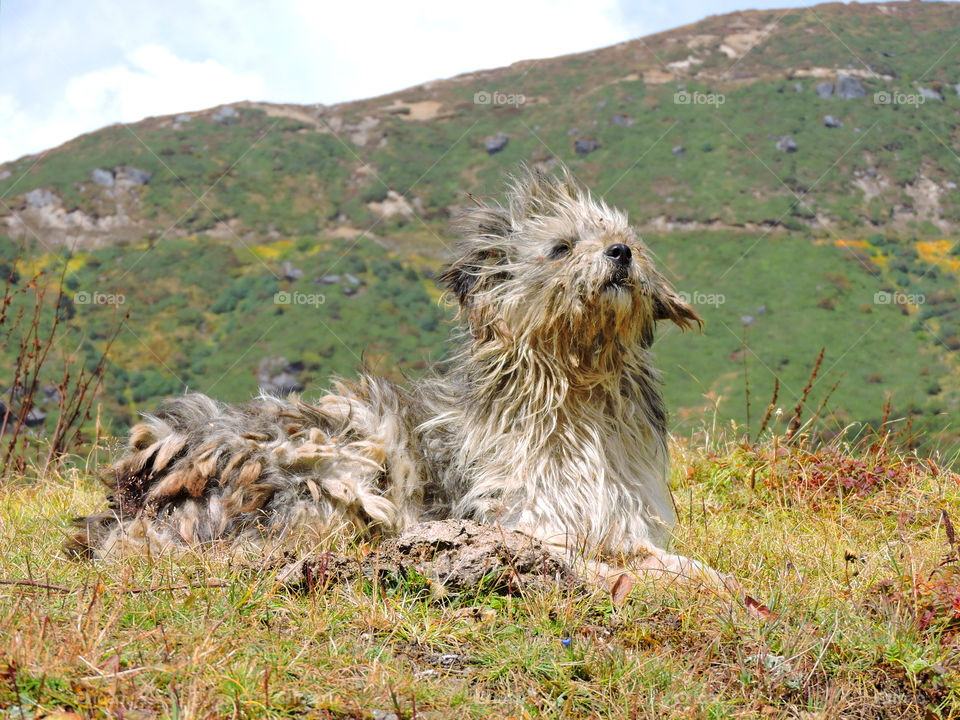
(1, 1, 958, 452)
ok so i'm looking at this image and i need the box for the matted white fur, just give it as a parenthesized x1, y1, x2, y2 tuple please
(71, 166, 718, 586)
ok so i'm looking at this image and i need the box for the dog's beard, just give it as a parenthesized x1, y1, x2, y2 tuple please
(503, 260, 656, 358)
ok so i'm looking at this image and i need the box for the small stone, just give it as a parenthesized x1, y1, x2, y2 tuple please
(672, 145, 685, 156)
(574, 138, 601, 155)
(816, 82, 834, 99)
(775, 136, 797, 153)
(823, 115, 843, 128)
(794, 81, 803, 93)
(611, 113, 634, 127)
(836, 74, 865, 99)
(483, 132, 509, 155)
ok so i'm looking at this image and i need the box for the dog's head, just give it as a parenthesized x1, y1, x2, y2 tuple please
(441, 166, 700, 360)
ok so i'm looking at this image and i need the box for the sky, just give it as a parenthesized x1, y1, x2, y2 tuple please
(0, 0, 892, 163)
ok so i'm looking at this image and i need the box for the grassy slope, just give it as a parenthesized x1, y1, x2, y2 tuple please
(1, 437, 958, 719)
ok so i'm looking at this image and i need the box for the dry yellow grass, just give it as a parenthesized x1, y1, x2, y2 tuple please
(0, 435, 958, 719)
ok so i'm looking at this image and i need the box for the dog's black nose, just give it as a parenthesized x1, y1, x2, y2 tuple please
(604, 243, 632, 265)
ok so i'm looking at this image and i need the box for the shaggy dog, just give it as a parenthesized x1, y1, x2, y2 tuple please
(70, 167, 718, 585)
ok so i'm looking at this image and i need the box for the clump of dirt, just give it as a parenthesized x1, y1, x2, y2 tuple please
(287, 519, 579, 594)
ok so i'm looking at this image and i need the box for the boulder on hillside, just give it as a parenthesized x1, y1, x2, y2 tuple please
(282, 261, 304, 281)
(214, 106, 238, 123)
(816, 82, 834, 99)
(574, 138, 601, 155)
(836, 74, 866, 99)
(24, 188, 56, 207)
(117, 166, 152, 185)
(90, 168, 114, 187)
(257, 356, 304, 395)
(483, 132, 509, 155)
(776, 135, 798, 153)
(919, 86, 944, 102)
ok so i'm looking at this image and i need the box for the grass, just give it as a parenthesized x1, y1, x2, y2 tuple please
(1, 432, 959, 719)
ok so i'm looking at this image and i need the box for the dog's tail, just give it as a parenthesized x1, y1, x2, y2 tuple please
(67, 381, 424, 559)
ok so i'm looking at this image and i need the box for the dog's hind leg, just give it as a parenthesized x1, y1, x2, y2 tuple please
(67, 389, 412, 559)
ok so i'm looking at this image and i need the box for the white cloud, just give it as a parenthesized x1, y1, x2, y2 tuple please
(0, 45, 264, 162)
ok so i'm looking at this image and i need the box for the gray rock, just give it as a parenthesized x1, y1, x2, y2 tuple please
(956, 84, 960, 99)
(483, 132, 509, 155)
(0, 170, 10, 181)
(257, 357, 303, 395)
(118, 166, 152, 185)
(794, 81, 804, 93)
(266, 372, 302, 395)
(611, 113, 634, 127)
(174, 114, 192, 123)
(574, 138, 601, 155)
(24, 408, 46, 427)
(320, 275, 340, 285)
(343, 286, 356, 296)
(836, 74, 865, 99)
(816, 82, 834, 99)
(672, 145, 685, 156)
(24, 188, 56, 207)
(90, 168, 114, 187)
(595, 101, 607, 110)
(281, 261, 304, 281)
(919, 86, 944, 102)
(567, 127, 579, 136)
(213, 106, 238, 123)
(776, 135, 797, 153)
(344, 273, 360, 285)
(372, 712, 399, 720)
(823, 115, 843, 128)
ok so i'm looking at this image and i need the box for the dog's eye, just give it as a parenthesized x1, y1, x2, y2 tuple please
(549, 242, 572, 259)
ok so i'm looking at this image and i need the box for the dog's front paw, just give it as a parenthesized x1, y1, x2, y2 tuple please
(635, 550, 739, 594)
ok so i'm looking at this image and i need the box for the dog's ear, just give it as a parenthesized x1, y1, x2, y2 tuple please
(442, 204, 512, 307)
(653, 288, 703, 331)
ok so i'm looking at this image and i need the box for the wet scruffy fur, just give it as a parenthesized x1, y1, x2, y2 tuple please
(70, 167, 718, 584)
